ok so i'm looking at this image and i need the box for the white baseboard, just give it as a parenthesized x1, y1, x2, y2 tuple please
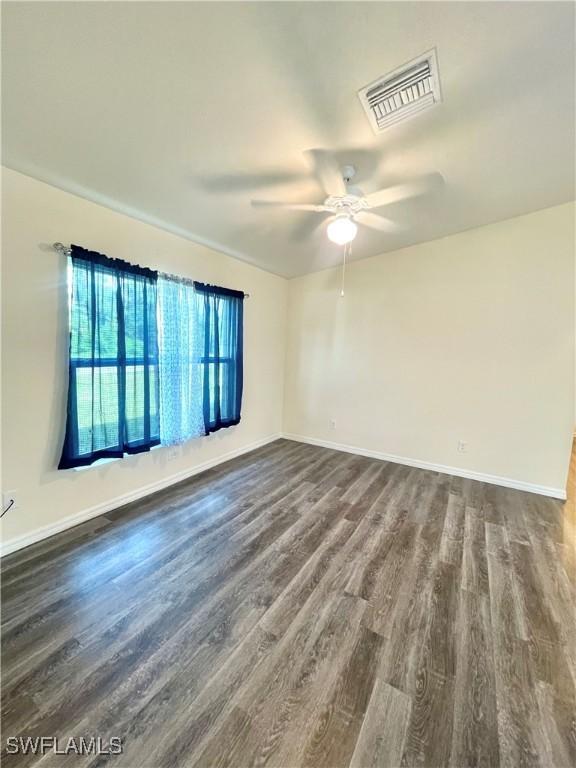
(0, 434, 282, 557)
(282, 433, 567, 501)
(2, 430, 566, 558)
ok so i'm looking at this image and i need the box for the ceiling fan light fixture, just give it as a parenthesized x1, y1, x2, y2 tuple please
(327, 215, 357, 245)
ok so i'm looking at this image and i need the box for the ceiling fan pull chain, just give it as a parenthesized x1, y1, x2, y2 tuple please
(340, 241, 350, 297)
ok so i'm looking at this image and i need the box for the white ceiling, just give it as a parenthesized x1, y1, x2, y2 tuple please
(2, 2, 575, 277)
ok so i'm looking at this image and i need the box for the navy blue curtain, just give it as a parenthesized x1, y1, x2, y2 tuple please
(194, 282, 244, 434)
(59, 245, 160, 469)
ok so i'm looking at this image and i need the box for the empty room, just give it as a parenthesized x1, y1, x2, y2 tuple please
(1, 1, 575, 766)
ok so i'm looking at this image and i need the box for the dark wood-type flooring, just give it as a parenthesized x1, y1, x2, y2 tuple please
(2, 439, 575, 767)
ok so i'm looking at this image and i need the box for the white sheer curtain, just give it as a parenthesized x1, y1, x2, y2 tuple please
(157, 276, 204, 445)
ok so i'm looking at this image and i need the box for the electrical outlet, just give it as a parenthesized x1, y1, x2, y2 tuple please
(457, 440, 468, 453)
(329, 419, 337, 430)
(2, 490, 18, 514)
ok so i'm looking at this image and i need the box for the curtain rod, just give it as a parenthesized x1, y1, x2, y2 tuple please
(52, 243, 250, 298)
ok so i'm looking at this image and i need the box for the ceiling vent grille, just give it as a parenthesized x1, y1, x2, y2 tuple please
(358, 49, 442, 133)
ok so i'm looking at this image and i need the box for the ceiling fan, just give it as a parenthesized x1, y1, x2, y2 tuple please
(252, 149, 444, 245)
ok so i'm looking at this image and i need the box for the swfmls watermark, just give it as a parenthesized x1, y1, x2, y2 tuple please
(5, 736, 123, 756)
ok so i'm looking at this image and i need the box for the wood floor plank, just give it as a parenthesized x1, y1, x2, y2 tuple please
(400, 668, 454, 768)
(535, 680, 576, 768)
(499, 487, 532, 546)
(449, 589, 500, 767)
(298, 625, 383, 768)
(424, 560, 459, 680)
(439, 491, 466, 564)
(187, 595, 369, 768)
(349, 679, 412, 768)
(260, 517, 356, 638)
(510, 540, 562, 646)
(2, 439, 575, 768)
(462, 505, 489, 595)
(526, 531, 576, 646)
(487, 526, 546, 766)
(375, 528, 438, 694)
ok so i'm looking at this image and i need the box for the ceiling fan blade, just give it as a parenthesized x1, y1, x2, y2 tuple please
(364, 172, 444, 210)
(251, 200, 327, 212)
(355, 211, 402, 233)
(303, 149, 346, 196)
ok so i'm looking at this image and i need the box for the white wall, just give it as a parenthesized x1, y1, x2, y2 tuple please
(2, 170, 574, 556)
(284, 203, 575, 497)
(1, 168, 287, 553)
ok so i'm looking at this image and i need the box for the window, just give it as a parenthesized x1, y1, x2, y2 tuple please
(59, 246, 244, 469)
(194, 282, 244, 433)
(59, 247, 160, 468)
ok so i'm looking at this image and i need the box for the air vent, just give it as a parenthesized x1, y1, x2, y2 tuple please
(358, 49, 442, 133)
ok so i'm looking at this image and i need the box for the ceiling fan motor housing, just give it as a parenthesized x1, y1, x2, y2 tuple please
(324, 193, 369, 216)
